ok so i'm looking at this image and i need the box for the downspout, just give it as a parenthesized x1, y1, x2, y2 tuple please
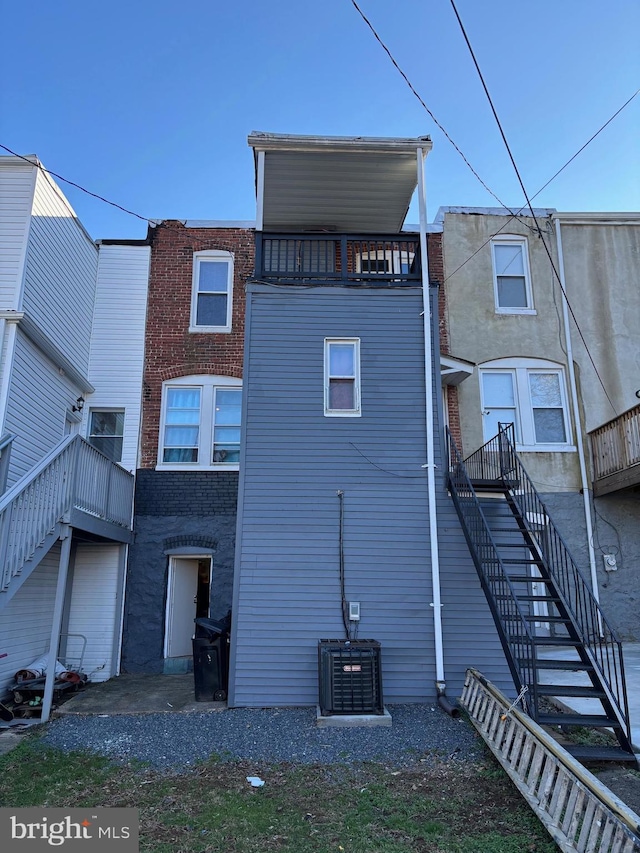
(417, 149, 457, 716)
(553, 218, 600, 606)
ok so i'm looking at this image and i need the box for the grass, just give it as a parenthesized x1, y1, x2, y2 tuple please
(0, 738, 559, 852)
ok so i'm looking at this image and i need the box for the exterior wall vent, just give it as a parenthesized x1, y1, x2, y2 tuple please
(318, 639, 383, 715)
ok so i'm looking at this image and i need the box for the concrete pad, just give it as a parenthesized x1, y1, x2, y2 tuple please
(538, 643, 640, 750)
(315, 706, 392, 727)
(55, 674, 226, 716)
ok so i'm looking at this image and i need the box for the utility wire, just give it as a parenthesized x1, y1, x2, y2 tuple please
(447, 0, 620, 417)
(348, 0, 533, 225)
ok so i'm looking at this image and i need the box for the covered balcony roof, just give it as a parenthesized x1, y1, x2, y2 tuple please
(248, 132, 432, 234)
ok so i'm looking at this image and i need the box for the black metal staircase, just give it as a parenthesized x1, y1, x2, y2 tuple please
(447, 424, 636, 764)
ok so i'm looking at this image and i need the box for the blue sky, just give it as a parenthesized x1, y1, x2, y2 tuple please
(1, 1, 638, 239)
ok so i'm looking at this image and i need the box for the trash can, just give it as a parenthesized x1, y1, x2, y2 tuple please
(192, 616, 230, 702)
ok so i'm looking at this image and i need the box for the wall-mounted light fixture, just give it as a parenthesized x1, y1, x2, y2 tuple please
(72, 396, 85, 413)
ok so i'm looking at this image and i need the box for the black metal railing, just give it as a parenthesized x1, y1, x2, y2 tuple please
(256, 234, 421, 284)
(456, 424, 631, 741)
(446, 427, 537, 714)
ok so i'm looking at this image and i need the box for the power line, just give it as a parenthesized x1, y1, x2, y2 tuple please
(447, 0, 620, 418)
(442, 84, 639, 284)
(348, 0, 535, 227)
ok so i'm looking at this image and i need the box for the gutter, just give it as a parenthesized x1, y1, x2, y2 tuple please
(416, 147, 448, 701)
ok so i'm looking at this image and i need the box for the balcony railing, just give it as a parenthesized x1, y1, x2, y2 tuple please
(589, 403, 640, 496)
(256, 234, 421, 284)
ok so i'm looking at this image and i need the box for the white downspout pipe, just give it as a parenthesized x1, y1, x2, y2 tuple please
(417, 148, 445, 691)
(554, 218, 600, 605)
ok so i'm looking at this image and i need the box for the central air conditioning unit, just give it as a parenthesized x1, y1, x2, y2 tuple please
(318, 639, 383, 716)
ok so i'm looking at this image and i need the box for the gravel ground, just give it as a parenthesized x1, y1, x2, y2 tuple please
(40, 705, 482, 770)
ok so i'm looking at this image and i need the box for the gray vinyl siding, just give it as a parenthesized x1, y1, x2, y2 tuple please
(4, 329, 81, 485)
(230, 283, 511, 707)
(231, 286, 431, 706)
(20, 169, 97, 373)
(0, 543, 60, 693)
(0, 160, 35, 309)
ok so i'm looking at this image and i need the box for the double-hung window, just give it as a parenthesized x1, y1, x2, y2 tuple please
(324, 339, 361, 416)
(159, 376, 242, 469)
(87, 410, 125, 462)
(479, 359, 572, 451)
(190, 251, 234, 332)
(491, 236, 534, 313)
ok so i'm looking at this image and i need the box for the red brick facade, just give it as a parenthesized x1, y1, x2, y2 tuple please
(427, 231, 462, 453)
(139, 221, 255, 468)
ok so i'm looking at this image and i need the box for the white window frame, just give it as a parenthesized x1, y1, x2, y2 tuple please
(356, 249, 414, 276)
(157, 375, 242, 470)
(86, 408, 125, 463)
(324, 338, 361, 417)
(479, 358, 574, 452)
(190, 251, 234, 333)
(490, 235, 535, 314)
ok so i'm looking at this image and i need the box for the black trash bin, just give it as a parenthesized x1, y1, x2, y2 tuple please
(192, 617, 230, 702)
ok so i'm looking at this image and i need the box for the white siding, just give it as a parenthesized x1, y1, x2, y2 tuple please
(21, 169, 98, 373)
(4, 329, 81, 485)
(0, 159, 35, 309)
(0, 544, 60, 693)
(66, 544, 122, 682)
(84, 245, 150, 472)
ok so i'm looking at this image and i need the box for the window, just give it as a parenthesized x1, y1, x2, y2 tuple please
(479, 359, 572, 451)
(491, 236, 534, 313)
(190, 251, 233, 332)
(324, 339, 361, 416)
(88, 410, 125, 462)
(159, 376, 242, 469)
(357, 249, 414, 276)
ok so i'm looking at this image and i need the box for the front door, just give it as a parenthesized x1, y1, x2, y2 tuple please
(165, 557, 211, 658)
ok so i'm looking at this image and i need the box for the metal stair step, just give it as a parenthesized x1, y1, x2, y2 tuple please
(535, 685, 606, 699)
(537, 713, 621, 728)
(563, 744, 638, 763)
(495, 594, 560, 602)
(501, 558, 546, 566)
(520, 658, 595, 672)
(508, 635, 578, 646)
(521, 614, 570, 624)
(487, 574, 554, 583)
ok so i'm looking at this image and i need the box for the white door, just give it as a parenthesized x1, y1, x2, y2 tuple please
(165, 558, 198, 658)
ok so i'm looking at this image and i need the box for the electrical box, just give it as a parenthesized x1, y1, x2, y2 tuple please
(603, 554, 618, 572)
(348, 601, 360, 621)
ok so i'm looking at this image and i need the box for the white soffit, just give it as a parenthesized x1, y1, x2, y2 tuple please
(441, 353, 474, 386)
(249, 132, 432, 233)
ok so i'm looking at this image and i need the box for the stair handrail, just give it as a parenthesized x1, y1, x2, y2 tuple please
(463, 423, 631, 742)
(0, 435, 134, 594)
(446, 427, 538, 712)
(495, 425, 631, 739)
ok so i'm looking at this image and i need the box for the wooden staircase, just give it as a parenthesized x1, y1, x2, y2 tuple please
(447, 425, 636, 765)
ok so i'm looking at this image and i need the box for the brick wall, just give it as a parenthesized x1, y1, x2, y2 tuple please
(134, 470, 239, 516)
(140, 221, 255, 468)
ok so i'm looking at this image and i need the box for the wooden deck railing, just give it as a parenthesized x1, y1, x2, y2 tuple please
(0, 436, 134, 593)
(461, 669, 640, 853)
(589, 404, 640, 495)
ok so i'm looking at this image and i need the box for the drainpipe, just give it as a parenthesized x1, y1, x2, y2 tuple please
(417, 148, 454, 714)
(553, 218, 600, 605)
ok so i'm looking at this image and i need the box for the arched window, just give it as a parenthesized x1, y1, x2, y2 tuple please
(479, 358, 573, 451)
(158, 375, 242, 469)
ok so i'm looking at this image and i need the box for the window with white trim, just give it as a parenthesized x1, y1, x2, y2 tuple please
(158, 376, 242, 469)
(479, 359, 572, 450)
(88, 410, 124, 462)
(491, 236, 534, 313)
(357, 249, 414, 276)
(324, 339, 361, 416)
(190, 251, 234, 332)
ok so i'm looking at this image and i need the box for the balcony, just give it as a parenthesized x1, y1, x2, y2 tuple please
(589, 403, 640, 496)
(256, 234, 421, 285)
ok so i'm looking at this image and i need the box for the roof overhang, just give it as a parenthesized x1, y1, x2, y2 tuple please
(249, 132, 432, 233)
(440, 353, 474, 386)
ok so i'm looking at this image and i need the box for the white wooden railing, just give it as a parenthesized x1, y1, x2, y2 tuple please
(461, 669, 640, 853)
(0, 435, 134, 593)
